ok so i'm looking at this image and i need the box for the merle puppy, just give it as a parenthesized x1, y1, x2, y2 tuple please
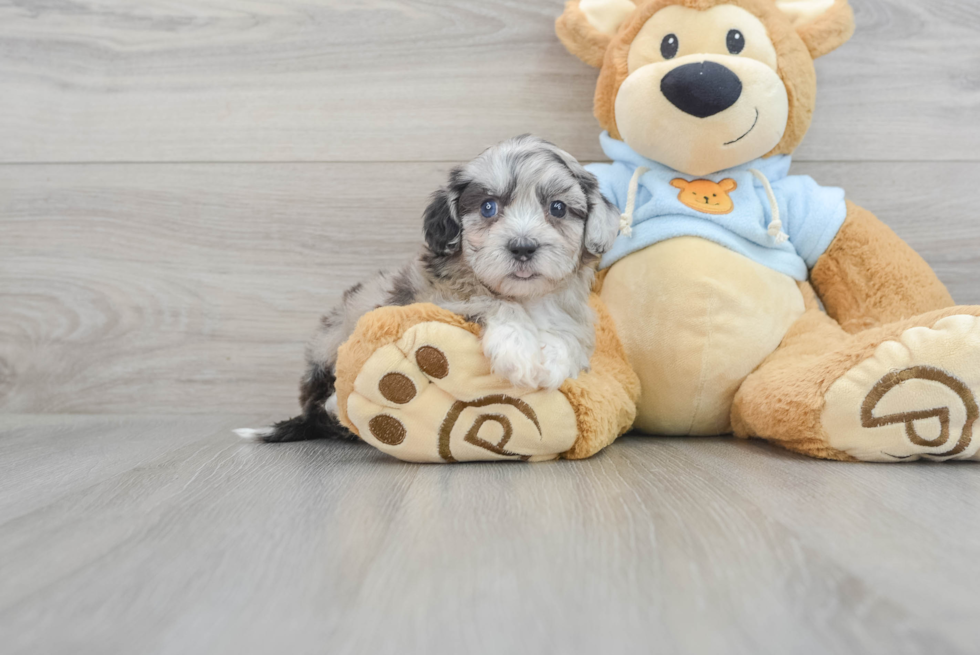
(241, 135, 621, 443)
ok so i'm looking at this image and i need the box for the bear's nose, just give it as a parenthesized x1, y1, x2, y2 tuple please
(661, 61, 742, 119)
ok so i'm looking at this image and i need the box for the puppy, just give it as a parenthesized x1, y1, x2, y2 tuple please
(239, 135, 621, 443)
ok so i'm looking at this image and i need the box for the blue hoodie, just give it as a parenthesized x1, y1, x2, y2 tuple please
(586, 132, 848, 281)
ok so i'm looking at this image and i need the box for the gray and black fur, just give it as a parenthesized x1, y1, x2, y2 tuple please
(240, 135, 621, 443)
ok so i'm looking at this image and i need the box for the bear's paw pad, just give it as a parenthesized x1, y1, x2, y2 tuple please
(345, 321, 579, 463)
(823, 315, 980, 462)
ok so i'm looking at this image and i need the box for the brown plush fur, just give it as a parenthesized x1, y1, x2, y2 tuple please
(732, 282, 980, 460)
(561, 296, 641, 459)
(334, 297, 640, 459)
(731, 283, 855, 460)
(811, 202, 955, 334)
(592, 267, 611, 294)
(795, 0, 855, 59)
(556, 1, 614, 68)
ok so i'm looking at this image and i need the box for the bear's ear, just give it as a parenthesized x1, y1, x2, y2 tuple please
(670, 179, 689, 190)
(719, 179, 737, 192)
(775, 0, 856, 59)
(556, 0, 637, 68)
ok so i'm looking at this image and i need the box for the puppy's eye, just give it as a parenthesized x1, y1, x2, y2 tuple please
(661, 34, 679, 59)
(727, 29, 745, 55)
(480, 200, 497, 218)
(549, 201, 567, 218)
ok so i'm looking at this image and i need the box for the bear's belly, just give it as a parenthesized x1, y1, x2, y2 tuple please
(600, 237, 806, 435)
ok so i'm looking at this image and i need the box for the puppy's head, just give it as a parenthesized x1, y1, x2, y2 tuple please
(423, 135, 619, 299)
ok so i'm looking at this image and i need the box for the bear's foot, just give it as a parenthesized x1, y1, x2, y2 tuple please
(822, 315, 980, 462)
(343, 320, 579, 463)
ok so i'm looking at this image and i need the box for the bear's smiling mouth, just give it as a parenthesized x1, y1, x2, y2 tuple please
(723, 108, 760, 146)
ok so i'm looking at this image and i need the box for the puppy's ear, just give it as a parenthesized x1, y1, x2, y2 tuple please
(423, 167, 467, 256)
(545, 145, 621, 257)
(580, 171, 621, 257)
(422, 190, 461, 256)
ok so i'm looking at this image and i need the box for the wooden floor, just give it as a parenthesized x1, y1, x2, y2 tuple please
(2, 414, 980, 654)
(2, 1, 980, 653)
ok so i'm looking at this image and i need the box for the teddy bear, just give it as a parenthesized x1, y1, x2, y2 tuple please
(326, 0, 980, 463)
(557, 0, 980, 462)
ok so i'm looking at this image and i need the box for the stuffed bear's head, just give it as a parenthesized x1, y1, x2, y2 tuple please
(557, 0, 855, 176)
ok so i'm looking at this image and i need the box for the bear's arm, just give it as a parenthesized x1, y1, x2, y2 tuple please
(809, 201, 954, 333)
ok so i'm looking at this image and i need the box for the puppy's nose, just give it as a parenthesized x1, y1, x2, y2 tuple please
(508, 238, 538, 261)
(661, 61, 742, 119)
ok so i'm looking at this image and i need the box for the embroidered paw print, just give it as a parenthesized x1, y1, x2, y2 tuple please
(344, 321, 579, 463)
(822, 314, 980, 462)
(860, 366, 978, 459)
(671, 178, 737, 215)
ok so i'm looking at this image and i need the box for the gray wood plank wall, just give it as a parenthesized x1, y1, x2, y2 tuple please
(2, 0, 980, 414)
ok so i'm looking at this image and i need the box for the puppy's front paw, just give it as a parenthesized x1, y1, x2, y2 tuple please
(535, 336, 591, 391)
(535, 342, 570, 391)
(490, 347, 544, 390)
(482, 324, 544, 390)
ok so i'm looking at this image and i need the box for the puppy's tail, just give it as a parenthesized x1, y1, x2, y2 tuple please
(253, 409, 356, 443)
(235, 366, 358, 443)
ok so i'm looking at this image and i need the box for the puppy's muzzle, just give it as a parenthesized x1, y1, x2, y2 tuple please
(508, 238, 539, 262)
(660, 61, 743, 119)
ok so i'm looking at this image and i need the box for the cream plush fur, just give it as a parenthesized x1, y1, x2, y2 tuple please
(600, 238, 804, 435)
(616, 5, 789, 175)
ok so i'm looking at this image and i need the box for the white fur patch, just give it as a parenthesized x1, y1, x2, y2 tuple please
(482, 279, 596, 391)
(233, 427, 274, 441)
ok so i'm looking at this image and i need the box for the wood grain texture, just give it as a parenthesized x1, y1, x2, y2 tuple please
(2, 3, 979, 653)
(0, 162, 442, 414)
(2, 161, 978, 414)
(1, 415, 978, 655)
(0, 0, 977, 164)
(0, 414, 267, 525)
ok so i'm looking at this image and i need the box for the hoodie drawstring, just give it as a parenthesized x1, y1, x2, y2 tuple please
(619, 166, 648, 238)
(621, 165, 788, 245)
(749, 168, 789, 244)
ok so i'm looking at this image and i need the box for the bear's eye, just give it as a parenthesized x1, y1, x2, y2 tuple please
(727, 29, 745, 55)
(661, 34, 679, 59)
(549, 201, 567, 218)
(481, 199, 498, 218)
